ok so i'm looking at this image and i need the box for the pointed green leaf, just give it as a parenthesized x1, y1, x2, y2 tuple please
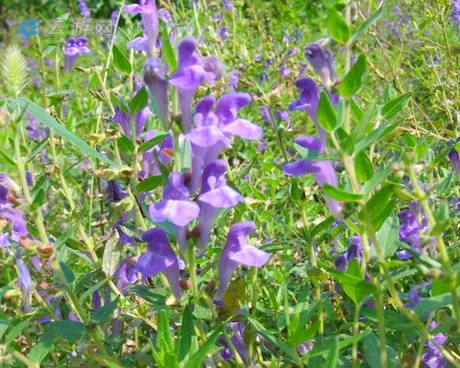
(339, 55, 368, 98)
(327, 8, 351, 44)
(13, 98, 117, 166)
(317, 91, 338, 133)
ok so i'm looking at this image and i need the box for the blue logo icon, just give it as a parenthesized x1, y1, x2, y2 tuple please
(18, 19, 41, 37)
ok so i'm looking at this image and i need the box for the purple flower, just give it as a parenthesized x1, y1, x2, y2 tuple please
(63, 37, 91, 72)
(285, 47, 299, 58)
(0, 204, 28, 241)
(197, 161, 244, 249)
(279, 64, 290, 78)
(260, 106, 273, 126)
(142, 130, 173, 179)
(158, 8, 172, 22)
(170, 38, 224, 132)
(276, 110, 290, 125)
(124, 0, 159, 57)
(0, 233, 10, 248)
(112, 104, 151, 139)
(289, 78, 339, 144)
(422, 322, 448, 368)
(116, 259, 138, 295)
(106, 180, 127, 202)
(254, 53, 263, 62)
(149, 173, 200, 251)
(143, 57, 169, 129)
(283, 136, 342, 219)
(135, 228, 181, 300)
(16, 250, 32, 311)
(218, 26, 230, 41)
(114, 214, 135, 245)
(26, 114, 49, 141)
(78, 0, 91, 18)
(451, 0, 460, 23)
(404, 281, 429, 308)
(111, 10, 120, 25)
(334, 236, 363, 271)
(297, 341, 314, 356)
(257, 139, 267, 152)
(187, 93, 262, 192)
(448, 139, 459, 175)
(219, 321, 249, 363)
(305, 43, 336, 87)
(396, 209, 428, 259)
(215, 222, 269, 300)
(227, 70, 240, 90)
(223, 0, 233, 10)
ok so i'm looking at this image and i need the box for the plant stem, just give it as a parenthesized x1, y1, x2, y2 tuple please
(352, 303, 361, 368)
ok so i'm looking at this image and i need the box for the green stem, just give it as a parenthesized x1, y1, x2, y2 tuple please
(352, 303, 361, 368)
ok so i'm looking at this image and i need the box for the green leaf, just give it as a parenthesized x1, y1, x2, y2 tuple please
(432, 279, 450, 297)
(47, 321, 85, 342)
(354, 120, 402, 154)
(246, 315, 300, 364)
(136, 176, 164, 193)
(375, 217, 399, 258)
(324, 337, 339, 368)
(0, 149, 17, 168)
(317, 91, 338, 133)
(59, 261, 75, 284)
(0, 320, 9, 340)
(27, 137, 49, 163)
(305, 332, 371, 359)
(117, 135, 135, 154)
(112, 45, 132, 74)
(323, 184, 363, 202)
(29, 329, 54, 364)
(178, 305, 194, 362)
(363, 332, 398, 368)
(381, 93, 412, 121)
(13, 98, 117, 166)
(413, 288, 460, 317)
(178, 134, 192, 172)
(102, 232, 121, 278)
(361, 164, 392, 195)
(327, 8, 351, 44)
(355, 151, 374, 183)
(157, 310, 175, 353)
(339, 55, 368, 98)
(124, 285, 166, 307)
(5, 317, 34, 344)
(138, 133, 169, 153)
(160, 20, 177, 72)
(289, 320, 319, 347)
(183, 325, 223, 368)
(360, 186, 395, 230)
(129, 87, 149, 114)
(91, 297, 119, 323)
(350, 4, 384, 43)
(30, 188, 46, 211)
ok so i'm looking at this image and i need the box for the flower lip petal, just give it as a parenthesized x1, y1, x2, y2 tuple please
(221, 119, 263, 140)
(198, 186, 244, 208)
(293, 136, 324, 152)
(229, 245, 270, 267)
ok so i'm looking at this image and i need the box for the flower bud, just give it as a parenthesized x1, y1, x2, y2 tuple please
(37, 244, 54, 258)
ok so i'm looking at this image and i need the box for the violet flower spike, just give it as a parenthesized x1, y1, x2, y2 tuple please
(124, 0, 159, 57)
(283, 136, 343, 219)
(304, 43, 336, 88)
(170, 38, 224, 132)
(149, 173, 200, 251)
(197, 161, 244, 249)
(215, 222, 269, 300)
(78, 0, 91, 18)
(447, 139, 459, 176)
(135, 228, 181, 300)
(16, 249, 33, 311)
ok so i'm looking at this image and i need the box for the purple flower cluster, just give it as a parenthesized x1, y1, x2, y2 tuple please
(122, 0, 268, 305)
(396, 204, 435, 260)
(63, 37, 91, 72)
(334, 236, 363, 271)
(78, 0, 91, 18)
(423, 322, 448, 368)
(452, 0, 460, 23)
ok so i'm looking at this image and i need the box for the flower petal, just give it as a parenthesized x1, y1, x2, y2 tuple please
(221, 119, 263, 140)
(229, 245, 270, 267)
